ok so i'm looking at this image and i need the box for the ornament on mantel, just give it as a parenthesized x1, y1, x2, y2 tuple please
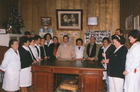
(6, 4, 24, 34)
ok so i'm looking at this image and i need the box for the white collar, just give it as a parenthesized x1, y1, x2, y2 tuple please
(101, 44, 111, 53)
(35, 44, 40, 47)
(22, 45, 29, 51)
(64, 43, 69, 47)
(114, 45, 123, 53)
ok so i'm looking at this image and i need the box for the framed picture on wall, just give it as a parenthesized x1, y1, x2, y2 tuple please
(87, 17, 98, 26)
(125, 15, 133, 30)
(56, 9, 83, 30)
(134, 15, 140, 30)
(41, 17, 51, 26)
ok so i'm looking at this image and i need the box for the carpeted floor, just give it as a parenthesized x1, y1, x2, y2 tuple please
(0, 81, 106, 92)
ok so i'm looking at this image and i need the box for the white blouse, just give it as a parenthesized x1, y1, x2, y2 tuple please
(74, 46, 85, 58)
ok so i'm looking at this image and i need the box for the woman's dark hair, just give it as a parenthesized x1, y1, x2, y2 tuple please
(34, 35, 41, 41)
(29, 37, 34, 43)
(53, 36, 58, 40)
(116, 29, 124, 34)
(63, 35, 69, 39)
(76, 38, 83, 45)
(102, 37, 111, 43)
(9, 39, 18, 48)
(128, 30, 140, 41)
(111, 35, 125, 44)
(44, 33, 52, 40)
(19, 36, 29, 46)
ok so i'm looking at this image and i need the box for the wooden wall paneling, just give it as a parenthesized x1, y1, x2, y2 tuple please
(56, 0, 61, 9)
(45, 0, 49, 18)
(99, 0, 106, 30)
(50, 0, 56, 35)
(93, 0, 100, 30)
(67, 0, 74, 39)
(32, 0, 39, 34)
(87, 0, 94, 30)
(112, 0, 120, 34)
(39, 0, 46, 32)
(60, 0, 65, 9)
(67, 0, 81, 45)
(55, 0, 62, 43)
(16, 0, 120, 45)
(80, 0, 87, 42)
(105, 0, 113, 31)
(90, 0, 96, 31)
(26, 0, 33, 32)
(0, 0, 6, 28)
(59, 0, 68, 41)
(68, 0, 75, 9)
(20, 0, 27, 31)
(120, 0, 124, 31)
(74, 0, 80, 9)
(0, 0, 18, 28)
(74, 0, 82, 40)
(81, 0, 87, 31)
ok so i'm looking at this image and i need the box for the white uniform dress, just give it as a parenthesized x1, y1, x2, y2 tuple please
(124, 42, 140, 92)
(74, 46, 85, 59)
(0, 48, 21, 91)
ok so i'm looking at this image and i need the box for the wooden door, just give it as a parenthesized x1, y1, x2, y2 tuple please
(33, 72, 53, 92)
(81, 74, 102, 92)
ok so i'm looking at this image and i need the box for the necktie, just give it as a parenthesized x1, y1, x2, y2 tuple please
(15, 50, 18, 55)
(40, 46, 45, 59)
(78, 47, 80, 50)
(35, 46, 39, 56)
(43, 46, 46, 56)
(47, 42, 49, 46)
(28, 46, 36, 60)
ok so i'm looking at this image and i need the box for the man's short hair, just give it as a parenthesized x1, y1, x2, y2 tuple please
(24, 31, 31, 35)
(63, 35, 69, 39)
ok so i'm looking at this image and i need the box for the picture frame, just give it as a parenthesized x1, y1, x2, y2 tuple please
(41, 17, 51, 26)
(0, 29, 6, 34)
(134, 15, 140, 30)
(56, 9, 83, 30)
(125, 15, 133, 30)
(87, 17, 98, 26)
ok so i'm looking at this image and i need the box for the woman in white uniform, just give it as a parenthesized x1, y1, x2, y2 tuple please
(0, 39, 21, 92)
(74, 38, 85, 60)
(19, 36, 36, 92)
(123, 30, 140, 92)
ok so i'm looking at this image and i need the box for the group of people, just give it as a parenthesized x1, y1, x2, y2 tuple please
(0, 29, 140, 92)
(98, 29, 140, 92)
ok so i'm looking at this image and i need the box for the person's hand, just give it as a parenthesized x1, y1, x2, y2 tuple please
(101, 59, 109, 63)
(44, 56, 48, 59)
(76, 58, 84, 60)
(57, 57, 61, 60)
(39, 59, 43, 61)
(102, 53, 106, 57)
(123, 70, 129, 75)
(33, 60, 37, 64)
(104, 59, 109, 63)
(88, 57, 95, 61)
(0, 69, 3, 72)
(90, 57, 95, 60)
(72, 58, 76, 61)
(101, 60, 105, 64)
